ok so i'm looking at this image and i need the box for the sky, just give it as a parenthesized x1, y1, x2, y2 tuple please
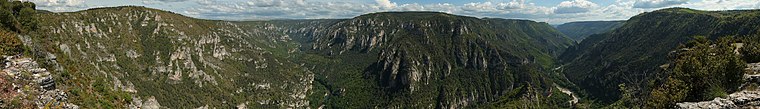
(25, 0, 760, 24)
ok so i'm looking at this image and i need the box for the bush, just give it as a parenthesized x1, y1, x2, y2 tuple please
(741, 40, 760, 63)
(0, 30, 22, 55)
(17, 7, 37, 32)
(0, 0, 37, 33)
(0, 8, 16, 31)
(645, 37, 746, 108)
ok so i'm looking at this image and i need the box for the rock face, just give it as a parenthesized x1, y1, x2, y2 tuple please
(676, 91, 760, 109)
(30, 6, 316, 108)
(1, 55, 78, 109)
(21, 6, 575, 108)
(281, 12, 574, 108)
(749, 63, 760, 74)
(560, 8, 760, 102)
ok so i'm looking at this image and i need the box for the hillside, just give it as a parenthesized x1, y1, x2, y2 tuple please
(272, 12, 577, 108)
(2, 6, 579, 108)
(555, 21, 624, 42)
(559, 7, 760, 103)
(25, 6, 319, 108)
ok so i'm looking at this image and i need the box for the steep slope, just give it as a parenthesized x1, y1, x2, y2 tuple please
(15, 6, 576, 108)
(274, 12, 576, 108)
(26, 6, 315, 108)
(560, 8, 760, 103)
(555, 21, 624, 42)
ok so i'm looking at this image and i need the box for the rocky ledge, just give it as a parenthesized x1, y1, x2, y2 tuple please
(0, 55, 78, 108)
(676, 63, 760, 109)
(676, 91, 760, 109)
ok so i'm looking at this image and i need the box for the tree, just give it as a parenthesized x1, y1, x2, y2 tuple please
(17, 7, 36, 32)
(740, 37, 760, 63)
(645, 36, 746, 108)
(0, 1, 37, 33)
(0, 8, 16, 31)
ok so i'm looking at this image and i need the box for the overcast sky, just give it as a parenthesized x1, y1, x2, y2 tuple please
(26, 0, 760, 24)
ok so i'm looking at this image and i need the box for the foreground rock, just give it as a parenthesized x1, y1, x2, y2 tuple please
(0, 55, 78, 108)
(749, 63, 760, 74)
(676, 91, 760, 109)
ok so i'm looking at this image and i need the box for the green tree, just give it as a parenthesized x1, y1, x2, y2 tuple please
(17, 7, 36, 32)
(645, 36, 746, 108)
(740, 37, 760, 63)
(0, 8, 16, 31)
(0, 0, 37, 32)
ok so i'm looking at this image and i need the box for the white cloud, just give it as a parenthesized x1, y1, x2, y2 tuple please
(462, 2, 498, 12)
(397, 3, 424, 11)
(185, 0, 380, 20)
(555, 0, 598, 14)
(423, 3, 457, 13)
(25, 0, 760, 24)
(681, 0, 760, 10)
(143, 0, 189, 3)
(633, 0, 688, 8)
(376, 0, 396, 9)
(29, 0, 87, 12)
(498, 0, 527, 10)
(460, 1, 552, 15)
(30, 0, 85, 6)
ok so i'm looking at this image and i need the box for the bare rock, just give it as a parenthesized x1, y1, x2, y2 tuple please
(676, 91, 760, 109)
(142, 96, 161, 109)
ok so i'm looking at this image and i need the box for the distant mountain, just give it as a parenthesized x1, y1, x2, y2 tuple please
(6, 6, 579, 108)
(555, 21, 624, 42)
(560, 7, 760, 103)
(274, 12, 576, 108)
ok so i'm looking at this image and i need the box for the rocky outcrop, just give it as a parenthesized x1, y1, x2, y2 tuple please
(29, 6, 319, 108)
(1, 55, 78, 109)
(22, 7, 573, 108)
(555, 84, 579, 105)
(128, 96, 161, 109)
(677, 63, 760, 109)
(748, 63, 760, 74)
(324, 12, 568, 108)
(676, 91, 760, 109)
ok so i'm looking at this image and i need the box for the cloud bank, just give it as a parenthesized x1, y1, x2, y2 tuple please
(633, 0, 689, 8)
(26, 0, 760, 24)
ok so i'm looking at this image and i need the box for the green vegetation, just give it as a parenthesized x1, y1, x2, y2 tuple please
(560, 7, 760, 104)
(0, 0, 37, 33)
(555, 21, 624, 42)
(645, 36, 746, 108)
(269, 12, 575, 108)
(0, 0, 37, 56)
(0, 30, 21, 55)
(16, 7, 578, 108)
(11, 3, 760, 109)
(606, 84, 642, 109)
(740, 37, 760, 63)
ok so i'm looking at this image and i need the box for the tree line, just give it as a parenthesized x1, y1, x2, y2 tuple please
(0, 0, 37, 56)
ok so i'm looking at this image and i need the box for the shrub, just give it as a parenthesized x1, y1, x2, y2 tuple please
(645, 37, 746, 108)
(741, 40, 760, 63)
(17, 7, 37, 32)
(0, 30, 22, 55)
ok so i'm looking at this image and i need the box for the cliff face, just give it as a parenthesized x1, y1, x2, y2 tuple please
(17, 7, 575, 108)
(28, 6, 316, 108)
(287, 12, 573, 108)
(560, 8, 760, 102)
